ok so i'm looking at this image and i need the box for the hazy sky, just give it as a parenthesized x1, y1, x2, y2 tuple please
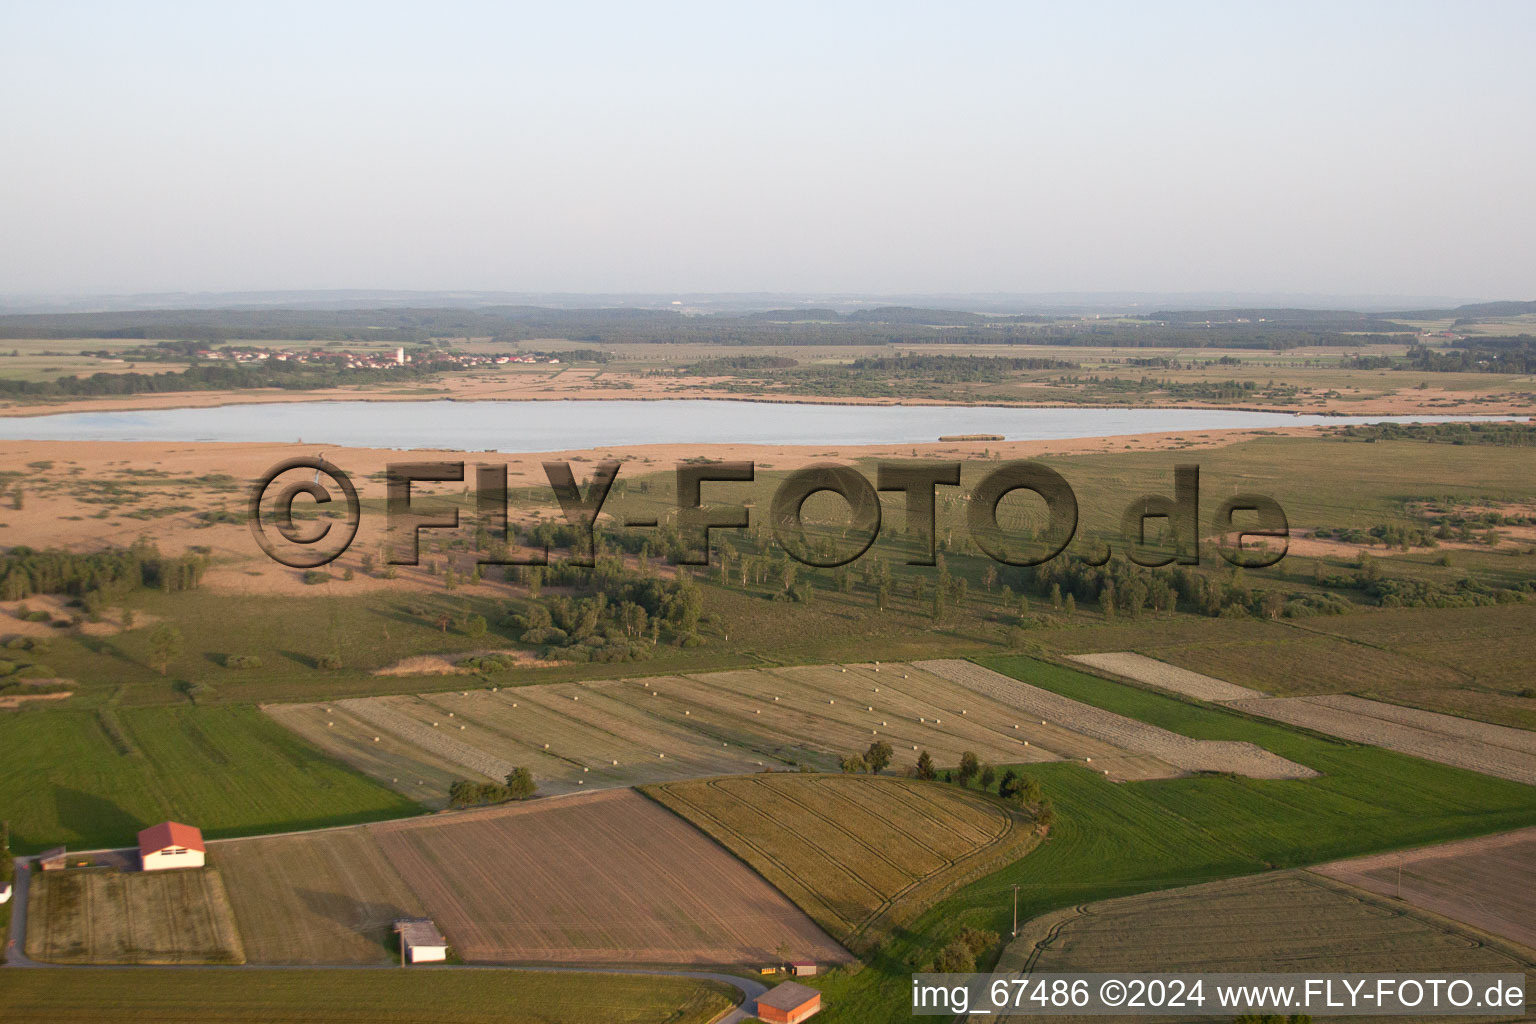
(3, 2, 1533, 299)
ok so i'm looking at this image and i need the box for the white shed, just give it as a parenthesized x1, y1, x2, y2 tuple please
(395, 918, 449, 963)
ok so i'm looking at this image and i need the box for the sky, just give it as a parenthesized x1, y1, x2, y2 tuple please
(2, 2, 1534, 300)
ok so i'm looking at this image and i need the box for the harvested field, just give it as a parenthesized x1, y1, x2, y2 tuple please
(371, 787, 850, 966)
(26, 868, 244, 965)
(1000, 871, 1535, 1024)
(916, 660, 1317, 779)
(213, 828, 426, 964)
(1315, 827, 1536, 950)
(1231, 693, 1536, 785)
(0, 968, 737, 1024)
(271, 661, 1250, 805)
(1068, 652, 1262, 701)
(647, 774, 1038, 950)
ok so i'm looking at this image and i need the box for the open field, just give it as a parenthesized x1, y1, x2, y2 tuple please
(212, 828, 426, 964)
(647, 774, 1036, 950)
(916, 659, 1315, 778)
(0, 706, 420, 854)
(0, 968, 737, 1024)
(1230, 693, 1536, 785)
(268, 662, 1316, 808)
(1067, 652, 1263, 701)
(1315, 827, 1536, 950)
(25, 867, 244, 965)
(371, 787, 849, 966)
(1006, 871, 1533, 972)
(1000, 871, 1534, 1023)
(803, 657, 1536, 1023)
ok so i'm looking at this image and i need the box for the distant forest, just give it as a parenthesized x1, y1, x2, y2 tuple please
(0, 305, 1416, 350)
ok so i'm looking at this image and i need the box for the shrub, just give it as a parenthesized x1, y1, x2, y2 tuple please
(931, 939, 975, 973)
(14, 664, 55, 679)
(223, 655, 263, 670)
(302, 570, 331, 585)
(315, 653, 343, 670)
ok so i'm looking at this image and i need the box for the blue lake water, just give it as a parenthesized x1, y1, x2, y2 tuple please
(0, 400, 1521, 451)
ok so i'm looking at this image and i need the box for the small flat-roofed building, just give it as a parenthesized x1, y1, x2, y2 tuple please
(790, 960, 818, 977)
(37, 848, 67, 871)
(394, 918, 448, 963)
(756, 980, 821, 1023)
(138, 822, 205, 871)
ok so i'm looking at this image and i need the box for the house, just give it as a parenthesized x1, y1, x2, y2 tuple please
(138, 821, 205, 871)
(394, 918, 448, 963)
(755, 981, 821, 1023)
(790, 961, 818, 977)
(37, 847, 67, 871)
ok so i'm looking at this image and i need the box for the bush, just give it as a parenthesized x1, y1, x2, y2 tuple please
(931, 939, 975, 973)
(14, 665, 55, 679)
(459, 653, 516, 673)
(302, 570, 331, 585)
(0, 660, 15, 676)
(315, 653, 343, 670)
(448, 767, 537, 807)
(1519, 687, 1536, 699)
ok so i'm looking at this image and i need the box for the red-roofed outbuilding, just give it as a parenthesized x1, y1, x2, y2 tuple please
(137, 821, 205, 871)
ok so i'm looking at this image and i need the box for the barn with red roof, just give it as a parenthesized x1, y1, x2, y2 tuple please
(137, 821, 205, 871)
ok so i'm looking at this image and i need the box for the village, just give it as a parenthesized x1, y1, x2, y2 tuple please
(97, 344, 563, 372)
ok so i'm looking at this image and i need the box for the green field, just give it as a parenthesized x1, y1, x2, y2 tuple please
(0, 968, 736, 1024)
(798, 656, 1536, 1023)
(0, 705, 420, 853)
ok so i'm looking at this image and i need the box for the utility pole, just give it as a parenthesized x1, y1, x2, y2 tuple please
(1012, 884, 1019, 937)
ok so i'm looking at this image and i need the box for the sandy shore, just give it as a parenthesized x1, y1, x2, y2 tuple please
(2, 369, 1531, 418)
(0, 425, 1319, 599)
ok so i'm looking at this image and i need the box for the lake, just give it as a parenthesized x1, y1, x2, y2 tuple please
(0, 400, 1521, 451)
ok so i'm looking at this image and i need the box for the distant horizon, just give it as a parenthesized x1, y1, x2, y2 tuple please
(0, 287, 1514, 318)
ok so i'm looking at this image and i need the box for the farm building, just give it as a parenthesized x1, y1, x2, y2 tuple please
(790, 960, 818, 977)
(37, 847, 66, 871)
(138, 821, 206, 871)
(394, 918, 449, 963)
(756, 981, 821, 1023)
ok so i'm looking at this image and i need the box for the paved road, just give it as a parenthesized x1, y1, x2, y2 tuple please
(4, 856, 38, 967)
(3, 859, 765, 1019)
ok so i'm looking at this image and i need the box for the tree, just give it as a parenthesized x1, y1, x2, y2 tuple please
(147, 623, 183, 675)
(465, 613, 488, 638)
(839, 753, 868, 774)
(981, 565, 998, 593)
(932, 939, 975, 973)
(979, 764, 996, 790)
(957, 750, 980, 787)
(504, 766, 536, 800)
(864, 740, 893, 774)
(1064, 593, 1076, 615)
(915, 750, 937, 780)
